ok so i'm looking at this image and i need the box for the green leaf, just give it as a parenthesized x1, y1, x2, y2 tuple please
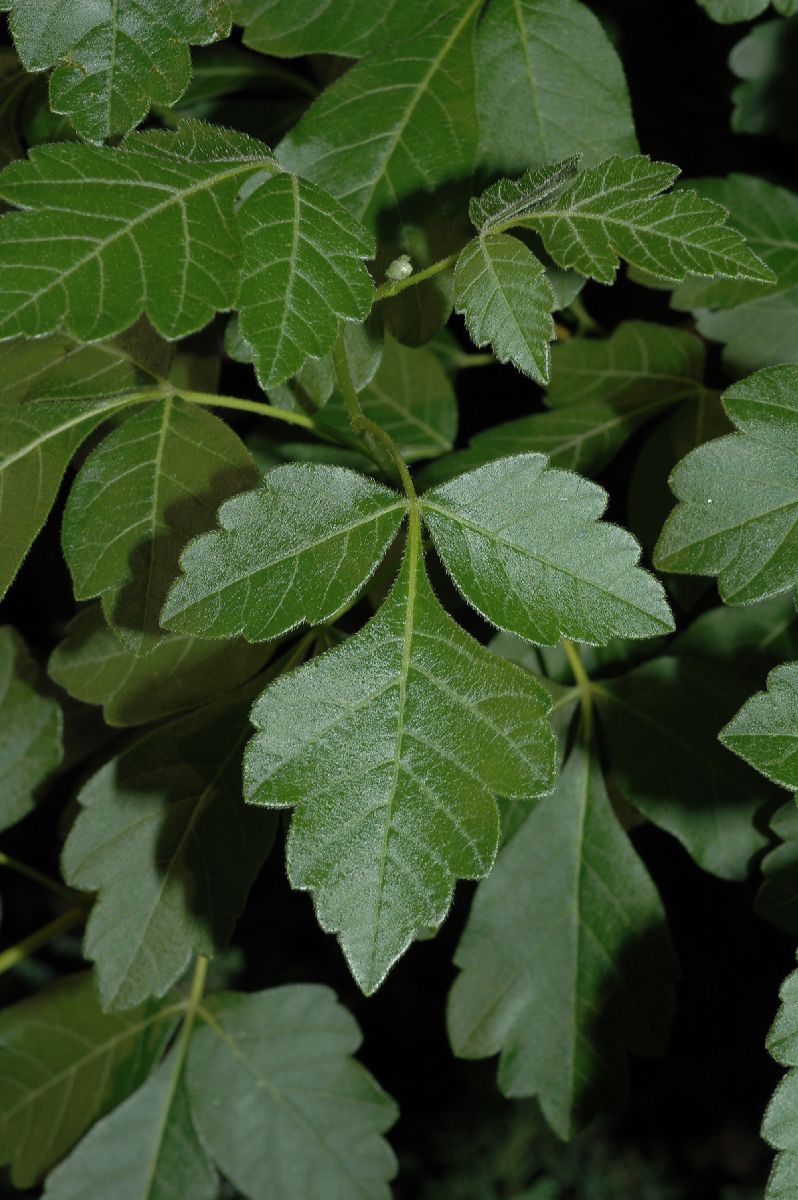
(162, 464, 406, 642)
(672, 594, 798, 679)
(756, 802, 798, 936)
(655, 365, 798, 605)
(0, 122, 274, 342)
(763, 959, 798, 1198)
(48, 604, 272, 727)
(237, 172, 375, 389)
(63, 692, 277, 1010)
(244, 522, 556, 992)
(0, 973, 176, 1187)
(698, 0, 798, 22)
(233, 0, 450, 57)
(0, 626, 62, 831)
(448, 739, 677, 1139)
(730, 17, 798, 143)
(276, 2, 481, 233)
(516, 155, 774, 286)
(421, 454, 673, 646)
(670, 175, 798, 375)
(187, 985, 397, 1199)
(323, 335, 457, 462)
(468, 157, 581, 234)
(62, 397, 258, 653)
(594, 657, 773, 879)
(453, 234, 557, 383)
(474, 0, 637, 177)
(43, 1052, 216, 1200)
(721, 663, 798, 790)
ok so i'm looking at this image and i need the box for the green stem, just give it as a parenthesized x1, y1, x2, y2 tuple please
(562, 638, 592, 740)
(170, 955, 208, 1076)
(0, 851, 76, 902)
(452, 352, 496, 370)
(0, 904, 87, 976)
(331, 331, 417, 501)
(177, 388, 318, 433)
(373, 251, 460, 302)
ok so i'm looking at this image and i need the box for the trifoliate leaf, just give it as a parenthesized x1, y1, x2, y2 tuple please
(474, 0, 637, 177)
(0, 626, 62, 831)
(187, 985, 397, 1200)
(0, 973, 177, 1187)
(763, 959, 798, 1199)
(468, 157, 581, 234)
(163, 463, 405, 642)
(236, 172, 375, 389)
(0, 122, 274, 342)
(515, 155, 774, 286)
(1, 1, 232, 143)
(244, 526, 556, 993)
(48, 604, 272, 727)
(594, 657, 773, 879)
(276, 2, 481, 233)
(655, 366, 798, 605)
(453, 234, 557, 383)
(323, 335, 457, 462)
(63, 691, 277, 1011)
(233, 0, 449, 58)
(449, 740, 677, 1139)
(730, 17, 798, 143)
(43, 1052, 216, 1200)
(670, 176, 798, 374)
(721, 663, 798, 791)
(698, 0, 798, 21)
(62, 397, 258, 653)
(421, 454, 673, 646)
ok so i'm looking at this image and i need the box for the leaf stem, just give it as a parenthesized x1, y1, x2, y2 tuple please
(0, 851, 76, 901)
(0, 904, 87, 976)
(562, 638, 592, 740)
(373, 251, 460, 302)
(451, 352, 496, 369)
(170, 954, 208, 1076)
(177, 388, 318, 433)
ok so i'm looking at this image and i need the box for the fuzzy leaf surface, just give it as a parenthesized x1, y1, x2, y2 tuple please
(421, 454, 673, 646)
(721, 663, 798, 791)
(233, 0, 450, 57)
(449, 740, 677, 1138)
(453, 234, 557, 383)
(655, 366, 798, 605)
(0, 626, 62, 831)
(244, 533, 556, 993)
(187, 986, 398, 1199)
(763, 960, 798, 1198)
(468, 157, 581, 233)
(0, 123, 274, 342)
(1, 1, 231, 141)
(163, 464, 406, 642)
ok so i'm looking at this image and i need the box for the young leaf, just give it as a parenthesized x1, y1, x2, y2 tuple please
(48, 604, 273, 728)
(448, 740, 677, 1139)
(421, 454, 674, 646)
(0, 973, 177, 1187)
(0, 122, 274, 342)
(0, 626, 62, 831)
(244, 522, 557, 993)
(63, 693, 277, 1011)
(474, 0, 637, 177)
(62, 397, 258, 653)
(721, 663, 798, 791)
(655, 365, 798, 605)
(515, 156, 774, 285)
(762, 959, 798, 1199)
(237, 172, 375, 388)
(162, 464, 406, 642)
(233, 0, 449, 58)
(1, 1, 232, 142)
(453, 234, 557, 383)
(594, 657, 773, 879)
(187, 986, 398, 1200)
(276, 2, 481, 232)
(43, 1052, 216, 1200)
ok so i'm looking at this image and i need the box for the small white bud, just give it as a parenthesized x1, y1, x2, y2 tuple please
(385, 254, 413, 283)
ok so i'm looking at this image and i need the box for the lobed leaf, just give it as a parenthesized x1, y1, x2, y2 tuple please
(721, 663, 798, 791)
(763, 959, 798, 1198)
(468, 157, 581, 234)
(698, 0, 798, 21)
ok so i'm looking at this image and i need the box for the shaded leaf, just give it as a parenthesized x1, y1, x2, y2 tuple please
(721, 662, 798, 790)
(699, 0, 798, 21)
(730, 17, 798, 143)
(762, 958, 798, 1199)
(0, 626, 62, 831)
(233, 0, 450, 58)
(756, 802, 798, 936)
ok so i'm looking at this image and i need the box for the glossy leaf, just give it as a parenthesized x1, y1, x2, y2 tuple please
(453, 234, 557, 383)
(449, 740, 677, 1138)
(233, 0, 449, 57)
(474, 0, 637, 177)
(244, 527, 556, 993)
(0, 122, 274, 342)
(721, 663, 798, 791)
(63, 693, 277, 1010)
(187, 985, 398, 1199)
(163, 464, 406, 642)
(237, 172, 375, 388)
(0, 626, 62, 831)
(655, 366, 798, 605)
(421, 454, 674, 646)
(1, 1, 232, 142)
(0, 973, 176, 1187)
